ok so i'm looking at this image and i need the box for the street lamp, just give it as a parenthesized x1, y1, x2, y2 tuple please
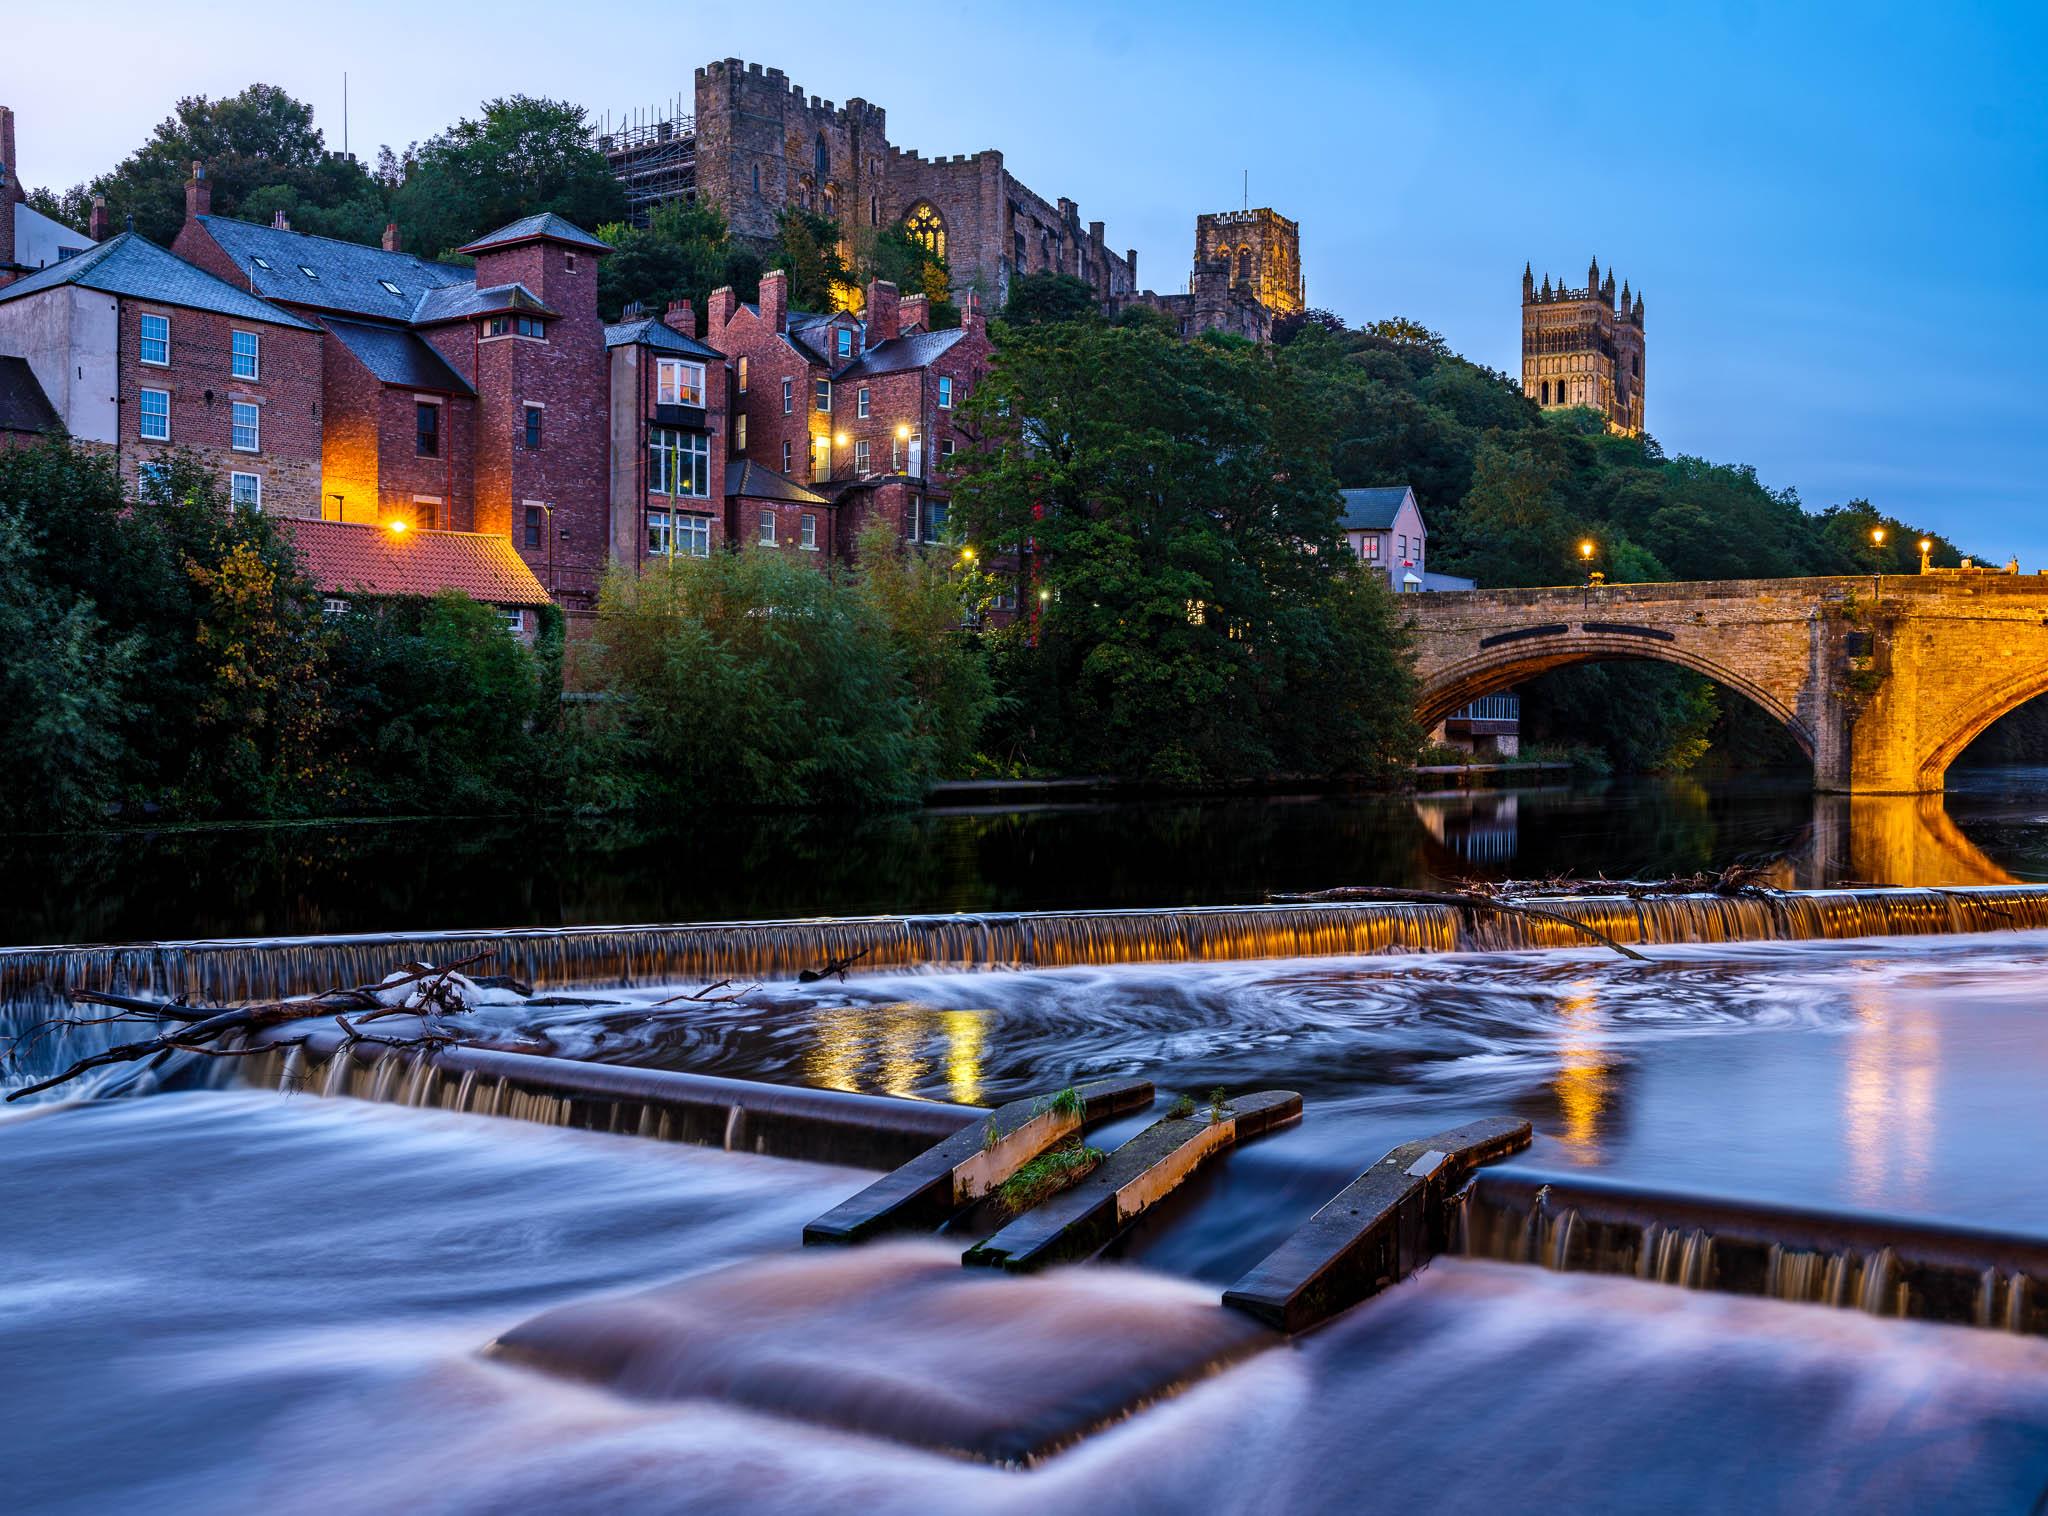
(385, 517, 409, 535)
(959, 546, 977, 565)
(1919, 538, 1933, 574)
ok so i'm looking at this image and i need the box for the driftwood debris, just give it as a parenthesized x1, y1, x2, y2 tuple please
(799, 947, 873, 984)
(4, 952, 499, 1103)
(1268, 884, 1651, 961)
(1452, 861, 1783, 901)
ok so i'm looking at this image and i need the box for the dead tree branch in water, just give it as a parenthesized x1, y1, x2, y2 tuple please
(1268, 885, 1651, 961)
(799, 947, 873, 983)
(1450, 861, 1784, 901)
(4, 952, 499, 1103)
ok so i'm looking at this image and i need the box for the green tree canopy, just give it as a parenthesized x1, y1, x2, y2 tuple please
(390, 96, 625, 260)
(596, 200, 760, 321)
(999, 272, 1098, 327)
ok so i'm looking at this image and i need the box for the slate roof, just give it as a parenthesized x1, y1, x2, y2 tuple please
(603, 317, 723, 359)
(833, 327, 965, 379)
(196, 215, 472, 323)
(322, 318, 474, 394)
(0, 233, 317, 329)
(0, 357, 60, 435)
(726, 460, 828, 506)
(279, 517, 552, 607)
(455, 213, 611, 256)
(1337, 485, 1419, 532)
(413, 282, 557, 325)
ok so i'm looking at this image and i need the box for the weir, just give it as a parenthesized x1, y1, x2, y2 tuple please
(8, 886, 2048, 1020)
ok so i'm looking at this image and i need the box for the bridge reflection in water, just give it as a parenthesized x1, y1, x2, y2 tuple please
(1413, 788, 2017, 887)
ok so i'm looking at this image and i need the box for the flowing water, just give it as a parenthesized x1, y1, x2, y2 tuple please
(13, 774, 2048, 1509)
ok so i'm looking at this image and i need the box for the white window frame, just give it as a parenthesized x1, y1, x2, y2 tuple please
(782, 440, 792, 474)
(231, 329, 260, 380)
(677, 512, 712, 558)
(523, 403, 544, 450)
(782, 378, 794, 415)
(801, 512, 819, 550)
(646, 507, 673, 557)
(649, 428, 711, 498)
(854, 438, 871, 476)
(857, 386, 870, 418)
(758, 509, 776, 546)
(138, 387, 170, 441)
(564, 252, 578, 274)
(836, 327, 853, 358)
(737, 355, 749, 394)
(657, 358, 705, 407)
(501, 607, 526, 634)
(811, 433, 830, 483)
(938, 376, 954, 409)
(138, 313, 170, 367)
(231, 400, 260, 453)
(229, 471, 262, 511)
(321, 597, 351, 617)
(814, 379, 831, 413)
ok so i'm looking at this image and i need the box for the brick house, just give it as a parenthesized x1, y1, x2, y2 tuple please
(605, 299, 731, 567)
(1338, 485, 1473, 593)
(0, 230, 324, 511)
(279, 516, 553, 640)
(1, 103, 96, 288)
(708, 272, 990, 562)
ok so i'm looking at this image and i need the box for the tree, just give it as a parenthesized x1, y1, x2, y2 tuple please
(596, 200, 756, 321)
(45, 84, 380, 246)
(851, 521, 994, 779)
(999, 272, 1098, 327)
(390, 97, 625, 260)
(771, 208, 854, 312)
(862, 224, 958, 327)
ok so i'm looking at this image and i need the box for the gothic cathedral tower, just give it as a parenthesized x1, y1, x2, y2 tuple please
(1521, 258, 1645, 435)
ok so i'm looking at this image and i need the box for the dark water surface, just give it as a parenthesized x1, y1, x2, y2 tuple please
(8, 767, 2048, 946)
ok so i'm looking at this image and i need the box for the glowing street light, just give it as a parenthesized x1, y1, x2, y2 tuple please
(385, 517, 409, 535)
(959, 546, 977, 564)
(1871, 526, 1887, 548)
(1919, 537, 1934, 574)
(1579, 540, 1596, 561)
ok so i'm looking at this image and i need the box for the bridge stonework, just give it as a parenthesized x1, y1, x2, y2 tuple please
(1406, 576, 2048, 794)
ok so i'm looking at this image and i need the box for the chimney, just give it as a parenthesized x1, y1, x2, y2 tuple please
(865, 279, 900, 343)
(663, 297, 697, 339)
(898, 293, 929, 334)
(185, 161, 211, 222)
(707, 284, 737, 334)
(757, 268, 788, 333)
(381, 221, 402, 253)
(962, 288, 982, 335)
(270, 208, 291, 231)
(0, 107, 15, 271)
(88, 195, 109, 242)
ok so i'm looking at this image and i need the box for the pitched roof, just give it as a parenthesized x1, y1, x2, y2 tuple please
(278, 517, 553, 607)
(0, 232, 318, 329)
(455, 212, 611, 256)
(834, 326, 965, 379)
(196, 215, 473, 322)
(726, 460, 828, 505)
(603, 317, 723, 359)
(322, 318, 474, 394)
(0, 357, 60, 435)
(1337, 485, 1419, 532)
(412, 282, 557, 325)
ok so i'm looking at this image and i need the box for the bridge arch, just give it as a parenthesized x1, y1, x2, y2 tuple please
(1915, 668, 2048, 790)
(1416, 633, 1817, 760)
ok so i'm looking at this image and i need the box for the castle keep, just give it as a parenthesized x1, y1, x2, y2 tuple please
(1521, 258, 1645, 435)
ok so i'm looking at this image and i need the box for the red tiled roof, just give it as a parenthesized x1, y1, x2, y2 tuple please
(278, 517, 553, 608)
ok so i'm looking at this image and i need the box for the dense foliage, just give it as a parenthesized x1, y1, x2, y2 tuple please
(955, 318, 1419, 784)
(0, 442, 561, 829)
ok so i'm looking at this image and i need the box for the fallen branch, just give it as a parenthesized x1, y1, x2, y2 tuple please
(1268, 884, 1650, 961)
(799, 947, 873, 984)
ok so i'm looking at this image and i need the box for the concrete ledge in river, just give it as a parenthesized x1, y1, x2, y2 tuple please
(1223, 1116, 1532, 1334)
(966, 1090, 1302, 1272)
(803, 1078, 1155, 1245)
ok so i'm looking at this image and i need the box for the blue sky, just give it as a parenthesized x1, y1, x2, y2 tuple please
(12, 1, 2045, 560)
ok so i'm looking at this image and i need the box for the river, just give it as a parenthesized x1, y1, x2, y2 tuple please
(7, 772, 2048, 1510)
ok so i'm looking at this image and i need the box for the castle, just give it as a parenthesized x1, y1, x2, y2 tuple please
(1521, 258, 1646, 435)
(602, 61, 1298, 339)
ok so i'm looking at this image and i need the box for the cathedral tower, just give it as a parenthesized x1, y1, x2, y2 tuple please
(1521, 258, 1645, 435)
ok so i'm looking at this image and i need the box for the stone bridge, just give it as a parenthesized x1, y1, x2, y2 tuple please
(1406, 575, 2048, 793)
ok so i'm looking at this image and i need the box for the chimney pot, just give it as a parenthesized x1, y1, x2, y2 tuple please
(381, 221, 402, 253)
(184, 161, 212, 221)
(663, 297, 696, 339)
(758, 268, 789, 333)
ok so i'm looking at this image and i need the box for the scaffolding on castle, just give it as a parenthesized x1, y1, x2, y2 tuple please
(597, 100, 696, 225)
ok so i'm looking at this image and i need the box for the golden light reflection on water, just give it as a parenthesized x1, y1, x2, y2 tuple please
(1553, 982, 1613, 1164)
(1842, 977, 1939, 1208)
(802, 1003, 987, 1100)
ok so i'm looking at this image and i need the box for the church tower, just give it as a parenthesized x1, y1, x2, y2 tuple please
(1520, 257, 1645, 435)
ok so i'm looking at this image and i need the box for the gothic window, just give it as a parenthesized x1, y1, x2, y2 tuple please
(815, 132, 829, 181)
(905, 202, 946, 261)
(1237, 247, 1252, 284)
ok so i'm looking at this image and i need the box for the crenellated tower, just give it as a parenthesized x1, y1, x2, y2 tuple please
(1520, 257, 1646, 435)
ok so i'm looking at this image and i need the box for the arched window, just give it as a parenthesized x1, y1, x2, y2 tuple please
(1236, 247, 1252, 284)
(814, 132, 829, 181)
(904, 202, 946, 261)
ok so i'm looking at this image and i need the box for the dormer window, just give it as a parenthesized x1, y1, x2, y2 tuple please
(836, 327, 853, 358)
(299, 266, 319, 280)
(379, 280, 402, 295)
(483, 315, 547, 340)
(657, 358, 705, 407)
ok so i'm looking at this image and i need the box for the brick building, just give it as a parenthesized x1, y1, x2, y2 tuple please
(1522, 258, 1646, 435)
(1109, 209, 1303, 342)
(280, 516, 553, 639)
(707, 272, 991, 560)
(1, 104, 96, 288)
(605, 298, 732, 565)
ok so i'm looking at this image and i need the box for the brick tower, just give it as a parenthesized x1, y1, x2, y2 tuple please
(1521, 257, 1645, 435)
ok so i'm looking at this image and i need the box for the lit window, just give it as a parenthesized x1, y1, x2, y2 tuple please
(138, 387, 170, 441)
(379, 280, 403, 296)
(801, 512, 818, 550)
(814, 379, 831, 413)
(657, 359, 705, 407)
(836, 328, 852, 358)
(523, 404, 543, 449)
(811, 434, 830, 483)
(138, 313, 170, 366)
(231, 401, 260, 452)
(229, 471, 261, 510)
(857, 386, 869, 418)
(299, 265, 319, 280)
(416, 402, 440, 458)
(735, 413, 747, 451)
(854, 438, 871, 476)
(938, 376, 953, 409)
(649, 428, 710, 497)
(904, 202, 946, 260)
(782, 378, 794, 415)
(231, 330, 259, 379)
(758, 510, 776, 545)
(413, 495, 443, 530)
(737, 355, 749, 394)
(1361, 536, 1381, 561)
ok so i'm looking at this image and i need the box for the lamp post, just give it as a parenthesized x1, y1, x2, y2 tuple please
(1870, 525, 1886, 599)
(1919, 538, 1933, 574)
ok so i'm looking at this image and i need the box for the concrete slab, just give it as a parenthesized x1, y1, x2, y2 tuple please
(802, 1077, 1154, 1246)
(1221, 1115, 1531, 1333)
(965, 1090, 1302, 1272)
